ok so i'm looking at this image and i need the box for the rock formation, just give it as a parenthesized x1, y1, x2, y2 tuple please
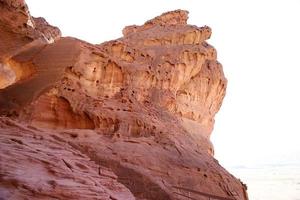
(0, 0, 248, 199)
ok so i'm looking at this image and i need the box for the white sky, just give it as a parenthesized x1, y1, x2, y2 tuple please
(26, 0, 300, 168)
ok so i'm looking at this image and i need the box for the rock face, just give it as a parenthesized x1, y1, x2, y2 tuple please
(0, 1, 248, 200)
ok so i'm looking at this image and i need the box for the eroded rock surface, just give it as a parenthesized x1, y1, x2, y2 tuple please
(0, 1, 248, 199)
(0, 118, 135, 200)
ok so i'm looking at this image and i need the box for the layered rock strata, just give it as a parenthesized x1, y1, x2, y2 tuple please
(0, 1, 248, 199)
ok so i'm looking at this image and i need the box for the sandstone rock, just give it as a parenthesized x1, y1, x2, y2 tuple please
(0, 118, 135, 200)
(0, 1, 248, 199)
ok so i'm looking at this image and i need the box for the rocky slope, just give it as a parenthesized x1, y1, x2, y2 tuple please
(0, 0, 248, 199)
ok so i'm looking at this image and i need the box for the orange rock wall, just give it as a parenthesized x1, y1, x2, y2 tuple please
(0, 1, 248, 199)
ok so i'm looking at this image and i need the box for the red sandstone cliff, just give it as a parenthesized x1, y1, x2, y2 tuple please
(0, 1, 248, 199)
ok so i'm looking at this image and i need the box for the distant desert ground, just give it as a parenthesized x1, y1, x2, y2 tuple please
(230, 164, 300, 200)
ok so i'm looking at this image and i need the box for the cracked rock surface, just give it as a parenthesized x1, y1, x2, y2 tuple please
(0, 1, 248, 199)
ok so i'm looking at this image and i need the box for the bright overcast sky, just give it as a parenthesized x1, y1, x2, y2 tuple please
(26, 0, 300, 168)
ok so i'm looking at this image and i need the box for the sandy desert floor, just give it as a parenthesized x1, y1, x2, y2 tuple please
(229, 164, 300, 200)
